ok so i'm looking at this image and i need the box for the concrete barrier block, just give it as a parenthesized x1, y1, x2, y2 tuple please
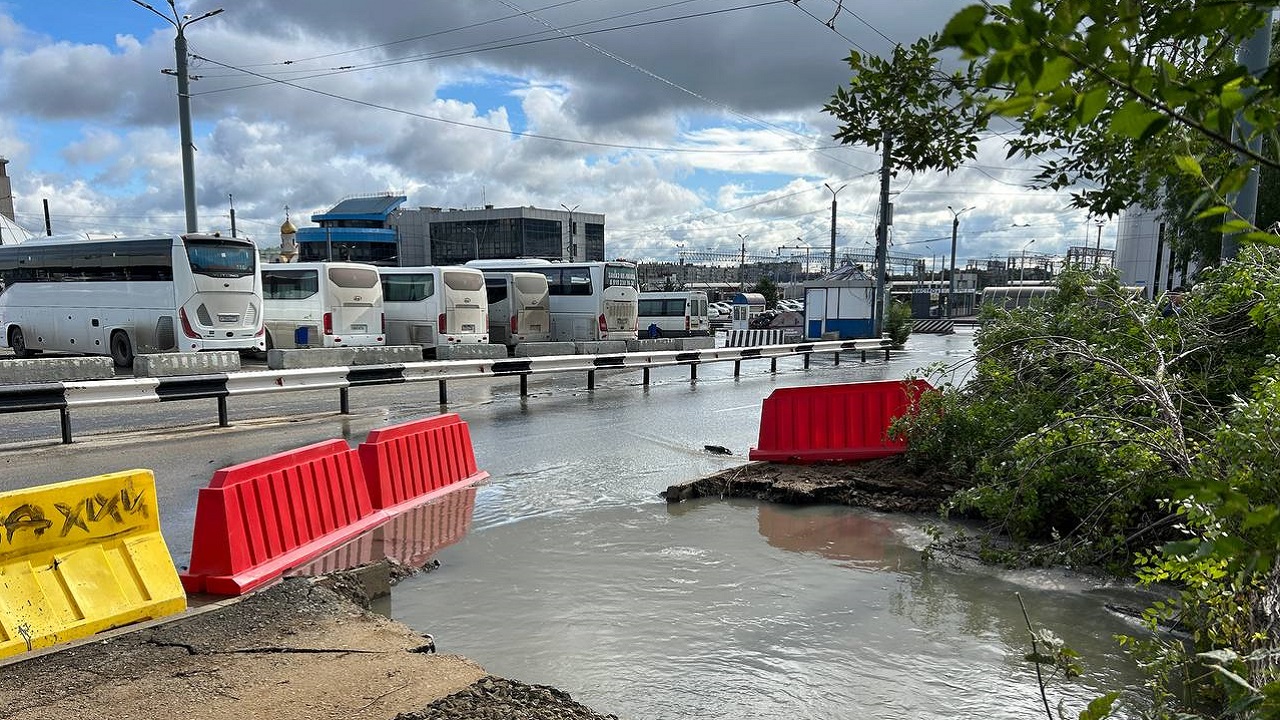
(349, 346, 424, 365)
(0, 357, 115, 384)
(675, 336, 716, 350)
(435, 344, 509, 361)
(268, 348, 355, 370)
(574, 340, 629, 355)
(626, 338, 677, 352)
(514, 342, 577, 358)
(133, 351, 241, 378)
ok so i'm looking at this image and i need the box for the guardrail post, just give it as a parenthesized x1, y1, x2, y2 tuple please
(734, 360, 741, 377)
(60, 408, 72, 445)
(770, 358, 777, 374)
(885, 346, 891, 360)
(861, 350, 867, 362)
(217, 396, 229, 427)
(519, 374, 528, 397)
(438, 379, 448, 404)
(339, 387, 350, 415)
(587, 369, 596, 390)
(833, 350, 841, 365)
(689, 363, 698, 381)
(803, 353, 811, 370)
(643, 367, 650, 385)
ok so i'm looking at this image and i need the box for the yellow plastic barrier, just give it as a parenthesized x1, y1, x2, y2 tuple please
(0, 469, 186, 659)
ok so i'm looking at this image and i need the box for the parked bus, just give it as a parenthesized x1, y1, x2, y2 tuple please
(466, 259, 639, 341)
(637, 290, 710, 337)
(482, 271, 551, 348)
(378, 266, 489, 355)
(0, 233, 264, 367)
(260, 262, 385, 349)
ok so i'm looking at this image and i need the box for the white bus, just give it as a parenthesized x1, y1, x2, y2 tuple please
(482, 271, 551, 348)
(378, 266, 489, 355)
(637, 291, 710, 337)
(0, 233, 264, 367)
(466, 259, 639, 341)
(260, 262, 385, 349)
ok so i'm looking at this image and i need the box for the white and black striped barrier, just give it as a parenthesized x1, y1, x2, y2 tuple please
(6, 338, 893, 444)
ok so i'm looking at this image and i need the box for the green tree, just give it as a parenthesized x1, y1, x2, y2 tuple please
(753, 277, 779, 308)
(825, 2, 1280, 244)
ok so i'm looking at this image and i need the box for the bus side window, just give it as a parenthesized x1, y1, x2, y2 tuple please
(566, 268, 592, 296)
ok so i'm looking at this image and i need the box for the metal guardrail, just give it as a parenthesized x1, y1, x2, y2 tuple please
(6, 339, 893, 445)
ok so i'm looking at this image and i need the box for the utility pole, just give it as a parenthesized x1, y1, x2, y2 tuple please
(1224, 10, 1275, 261)
(1094, 220, 1104, 268)
(824, 183, 846, 274)
(873, 134, 892, 337)
(737, 233, 748, 290)
(947, 205, 974, 317)
(560, 203, 579, 261)
(133, 1, 224, 234)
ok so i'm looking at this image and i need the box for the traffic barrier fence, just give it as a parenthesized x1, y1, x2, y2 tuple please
(0, 469, 186, 659)
(749, 379, 935, 463)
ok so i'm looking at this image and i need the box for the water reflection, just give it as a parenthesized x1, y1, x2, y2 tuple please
(287, 486, 478, 578)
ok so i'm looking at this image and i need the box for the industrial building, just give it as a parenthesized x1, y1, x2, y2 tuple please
(292, 193, 605, 266)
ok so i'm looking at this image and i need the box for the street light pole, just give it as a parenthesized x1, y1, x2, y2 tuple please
(824, 183, 847, 274)
(1094, 219, 1105, 268)
(737, 233, 749, 290)
(1021, 239, 1036, 283)
(947, 205, 974, 317)
(560, 203, 579, 261)
(133, 0, 224, 234)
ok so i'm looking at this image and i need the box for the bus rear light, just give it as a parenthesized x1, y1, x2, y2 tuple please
(685, 315, 690, 331)
(178, 308, 199, 339)
(598, 313, 607, 334)
(381, 313, 386, 334)
(511, 315, 518, 333)
(438, 313, 447, 334)
(323, 312, 333, 335)
(255, 325, 265, 337)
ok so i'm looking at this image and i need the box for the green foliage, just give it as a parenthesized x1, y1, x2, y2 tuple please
(752, 276, 779, 309)
(885, 300, 913, 347)
(825, 1, 1280, 231)
(895, 246, 1280, 714)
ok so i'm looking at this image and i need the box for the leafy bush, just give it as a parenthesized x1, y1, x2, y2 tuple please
(885, 300, 913, 346)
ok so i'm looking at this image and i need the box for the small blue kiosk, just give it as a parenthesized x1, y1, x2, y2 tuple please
(803, 264, 876, 339)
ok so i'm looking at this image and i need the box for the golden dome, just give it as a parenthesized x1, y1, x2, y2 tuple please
(280, 218, 297, 234)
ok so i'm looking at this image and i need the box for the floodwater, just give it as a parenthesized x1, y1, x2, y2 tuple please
(375, 329, 1150, 719)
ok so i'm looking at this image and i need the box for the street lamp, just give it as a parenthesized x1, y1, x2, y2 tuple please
(463, 226, 480, 262)
(1021, 238, 1036, 283)
(947, 205, 974, 317)
(1093, 219, 1105, 268)
(737, 229, 747, 285)
(560, 203, 579, 261)
(132, 0, 224, 233)
(824, 182, 846, 273)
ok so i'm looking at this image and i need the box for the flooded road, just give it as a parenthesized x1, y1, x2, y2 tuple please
(383, 330, 1147, 719)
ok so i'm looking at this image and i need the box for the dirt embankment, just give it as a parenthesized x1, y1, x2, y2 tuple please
(662, 455, 963, 514)
(0, 576, 618, 720)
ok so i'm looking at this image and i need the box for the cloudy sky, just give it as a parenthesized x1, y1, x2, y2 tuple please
(0, 0, 1115, 268)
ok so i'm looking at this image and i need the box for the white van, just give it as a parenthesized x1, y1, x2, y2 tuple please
(637, 291, 710, 338)
(483, 271, 551, 347)
(378, 266, 488, 354)
(261, 262, 385, 348)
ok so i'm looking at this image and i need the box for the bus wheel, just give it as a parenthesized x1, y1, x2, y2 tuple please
(9, 327, 33, 358)
(110, 331, 135, 368)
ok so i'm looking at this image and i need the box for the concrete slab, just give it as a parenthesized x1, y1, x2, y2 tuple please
(434, 344, 509, 361)
(514, 342, 576, 358)
(0, 357, 115, 384)
(267, 346, 422, 370)
(626, 338, 677, 352)
(133, 351, 241, 378)
(574, 340, 629, 355)
(675, 336, 716, 350)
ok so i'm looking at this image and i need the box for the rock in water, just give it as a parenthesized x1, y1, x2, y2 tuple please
(703, 445, 733, 455)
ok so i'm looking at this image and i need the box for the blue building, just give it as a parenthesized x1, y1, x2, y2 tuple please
(295, 193, 407, 264)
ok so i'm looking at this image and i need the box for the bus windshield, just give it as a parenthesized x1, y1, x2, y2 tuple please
(604, 264, 638, 288)
(186, 238, 256, 278)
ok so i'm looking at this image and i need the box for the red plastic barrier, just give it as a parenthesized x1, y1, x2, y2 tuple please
(181, 439, 387, 595)
(749, 379, 934, 463)
(357, 413, 489, 514)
